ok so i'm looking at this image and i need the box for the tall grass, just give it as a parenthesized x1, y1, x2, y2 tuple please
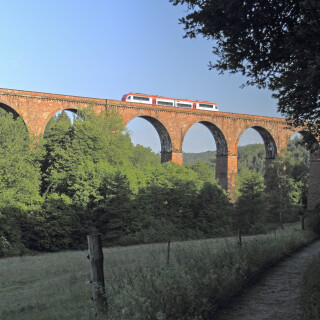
(0, 223, 316, 320)
(107, 226, 316, 319)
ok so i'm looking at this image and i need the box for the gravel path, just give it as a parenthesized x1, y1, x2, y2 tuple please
(217, 239, 320, 320)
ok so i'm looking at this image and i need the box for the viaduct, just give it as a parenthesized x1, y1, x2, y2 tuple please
(0, 88, 319, 210)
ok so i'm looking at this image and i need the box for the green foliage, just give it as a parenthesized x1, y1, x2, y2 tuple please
(186, 161, 216, 183)
(0, 113, 42, 256)
(237, 144, 266, 174)
(184, 144, 267, 175)
(302, 255, 320, 320)
(41, 107, 131, 198)
(93, 172, 133, 243)
(25, 106, 231, 252)
(234, 169, 266, 233)
(0, 103, 311, 258)
(265, 150, 306, 225)
(194, 182, 231, 236)
(170, 0, 320, 138)
(184, 151, 216, 169)
(29, 194, 80, 251)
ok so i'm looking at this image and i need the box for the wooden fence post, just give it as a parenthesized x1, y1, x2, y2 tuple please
(237, 229, 242, 247)
(167, 239, 171, 265)
(87, 234, 108, 316)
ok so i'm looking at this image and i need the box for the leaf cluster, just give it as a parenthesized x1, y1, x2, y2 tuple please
(170, 0, 320, 138)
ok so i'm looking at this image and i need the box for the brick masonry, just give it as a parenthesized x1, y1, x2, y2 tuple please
(0, 88, 319, 209)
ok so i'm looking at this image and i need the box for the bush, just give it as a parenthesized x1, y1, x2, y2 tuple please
(25, 194, 85, 251)
(302, 255, 320, 320)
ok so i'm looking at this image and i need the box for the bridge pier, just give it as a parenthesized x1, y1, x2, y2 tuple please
(171, 151, 183, 165)
(216, 154, 238, 196)
(161, 150, 173, 163)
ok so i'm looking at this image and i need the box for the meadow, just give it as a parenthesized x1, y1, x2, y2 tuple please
(0, 222, 317, 320)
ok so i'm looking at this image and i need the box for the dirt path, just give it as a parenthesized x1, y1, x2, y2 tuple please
(217, 239, 320, 320)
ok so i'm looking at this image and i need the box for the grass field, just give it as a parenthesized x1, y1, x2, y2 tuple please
(0, 223, 316, 320)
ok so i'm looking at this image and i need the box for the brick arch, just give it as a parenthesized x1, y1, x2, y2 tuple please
(236, 125, 277, 160)
(288, 129, 319, 152)
(0, 102, 23, 119)
(0, 102, 28, 130)
(46, 107, 82, 123)
(182, 120, 228, 156)
(125, 115, 173, 163)
(181, 120, 231, 190)
(43, 107, 82, 133)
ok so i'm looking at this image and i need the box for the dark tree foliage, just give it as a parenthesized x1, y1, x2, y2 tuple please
(234, 169, 267, 234)
(170, 0, 320, 139)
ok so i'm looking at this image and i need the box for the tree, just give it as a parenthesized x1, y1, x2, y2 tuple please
(234, 169, 266, 233)
(0, 112, 42, 256)
(41, 107, 132, 198)
(170, 0, 320, 139)
(193, 182, 231, 236)
(186, 161, 216, 183)
(265, 152, 301, 226)
(93, 172, 133, 243)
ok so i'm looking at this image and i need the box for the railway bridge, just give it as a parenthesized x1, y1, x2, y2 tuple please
(0, 88, 319, 210)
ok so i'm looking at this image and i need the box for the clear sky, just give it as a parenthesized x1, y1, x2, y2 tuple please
(0, 0, 282, 153)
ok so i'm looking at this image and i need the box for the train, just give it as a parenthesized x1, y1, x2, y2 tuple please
(121, 93, 219, 111)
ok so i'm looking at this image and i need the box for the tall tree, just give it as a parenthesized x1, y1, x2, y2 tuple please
(0, 112, 42, 255)
(265, 152, 301, 226)
(234, 169, 266, 233)
(170, 0, 320, 139)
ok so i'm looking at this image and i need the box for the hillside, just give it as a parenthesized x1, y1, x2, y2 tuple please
(184, 143, 266, 173)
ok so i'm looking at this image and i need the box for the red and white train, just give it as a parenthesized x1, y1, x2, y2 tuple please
(121, 93, 219, 111)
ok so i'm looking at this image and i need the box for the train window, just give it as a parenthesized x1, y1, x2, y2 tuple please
(199, 103, 214, 109)
(133, 96, 150, 102)
(127, 96, 131, 100)
(157, 100, 174, 106)
(176, 102, 192, 108)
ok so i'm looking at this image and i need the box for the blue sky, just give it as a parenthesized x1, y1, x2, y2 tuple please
(0, 0, 281, 152)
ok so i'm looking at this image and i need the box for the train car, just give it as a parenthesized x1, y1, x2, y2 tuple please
(121, 93, 219, 111)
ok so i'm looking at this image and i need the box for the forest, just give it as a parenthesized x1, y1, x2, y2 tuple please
(0, 107, 311, 257)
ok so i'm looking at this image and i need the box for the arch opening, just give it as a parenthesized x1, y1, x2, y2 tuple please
(0, 102, 28, 135)
(182, 121, 228, 189)
(43, 109, 82, 137)
(126, 116, 172, 163)
(0, 102, 21, 119)
(251, 126, 277, 160)
(182, 122, 218, 182)
(237, 127, 266, 174)
(198, 121, 228, 156)
(295, 131, 319, 153)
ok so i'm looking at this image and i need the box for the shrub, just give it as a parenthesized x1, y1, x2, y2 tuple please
(302, 255, 320, 320)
